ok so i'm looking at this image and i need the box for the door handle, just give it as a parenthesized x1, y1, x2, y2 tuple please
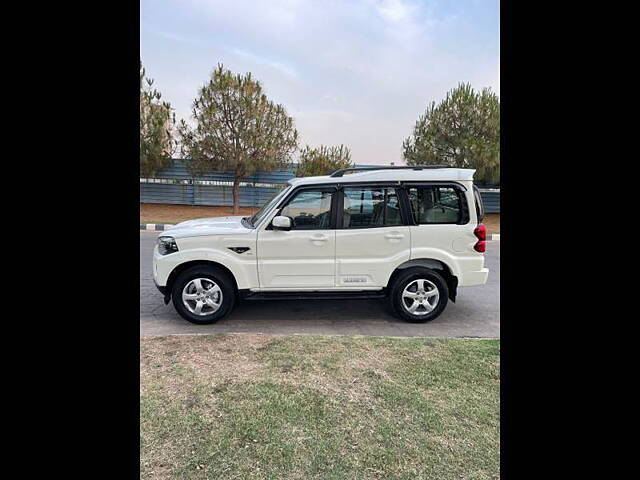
(309, 234, 328, 246)
(384, 233, 404, 240)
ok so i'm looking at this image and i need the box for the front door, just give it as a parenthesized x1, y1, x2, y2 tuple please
(257, 188, 336, 288)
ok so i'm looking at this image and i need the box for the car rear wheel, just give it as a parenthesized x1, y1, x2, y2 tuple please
(171, 265, 236, 324)
(390, 268, 449, 323)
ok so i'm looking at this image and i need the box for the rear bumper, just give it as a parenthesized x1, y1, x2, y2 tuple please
(459, 268, 489, 286)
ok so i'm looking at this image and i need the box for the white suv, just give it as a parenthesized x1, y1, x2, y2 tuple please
(152, 166, 489, 324)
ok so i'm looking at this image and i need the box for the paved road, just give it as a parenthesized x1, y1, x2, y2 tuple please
(140, 231, 499, 338)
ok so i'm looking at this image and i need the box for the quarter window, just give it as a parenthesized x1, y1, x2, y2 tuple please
(342, 187, 403, 228)
(279, 190, 333, 230)
(408, 186, 463, 224)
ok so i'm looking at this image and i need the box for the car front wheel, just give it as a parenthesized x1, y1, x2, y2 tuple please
(171, 265, 236, 324)
(390, 268, 449, 323)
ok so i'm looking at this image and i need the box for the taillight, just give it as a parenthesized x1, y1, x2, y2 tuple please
(474, 224, 487, 253)
(474, 240, 486, 253)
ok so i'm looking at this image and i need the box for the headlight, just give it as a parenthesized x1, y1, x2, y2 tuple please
(157, 236, 178, 255)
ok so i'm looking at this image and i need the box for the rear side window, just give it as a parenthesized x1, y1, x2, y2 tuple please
(407, 186, 464, 224)
(342, 187, 403, 228)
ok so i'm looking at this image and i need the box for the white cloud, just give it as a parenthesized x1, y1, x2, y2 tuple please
(376, 0, 412, 22)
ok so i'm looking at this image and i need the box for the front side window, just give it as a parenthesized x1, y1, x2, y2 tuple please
(279, 189, 333, 230)
(408, 186, 463, 224)
(342, 187, 403, 228)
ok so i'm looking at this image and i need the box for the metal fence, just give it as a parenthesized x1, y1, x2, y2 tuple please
(140, 160, 500, 212)
(140, 160, 293, 207)
(477, 189, 500, 214)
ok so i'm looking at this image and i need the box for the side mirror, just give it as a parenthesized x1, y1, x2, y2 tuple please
(272, 215, 292, 231)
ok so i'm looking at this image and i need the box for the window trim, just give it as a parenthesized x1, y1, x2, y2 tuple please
(265, 185, 338, 231)
(336, 184, 410, 230)
(473, 185, 485, 223)
(402, 182, 470, 226)
(260, 180, 471, 231)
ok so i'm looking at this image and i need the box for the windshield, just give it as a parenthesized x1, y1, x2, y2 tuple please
(248, 185, 292, 227)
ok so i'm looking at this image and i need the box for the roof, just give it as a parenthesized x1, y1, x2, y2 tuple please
(287, 167, 476, 186)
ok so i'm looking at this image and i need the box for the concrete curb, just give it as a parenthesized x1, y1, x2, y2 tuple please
(140, 223, 175, 232)
(140, 223, 501, 240)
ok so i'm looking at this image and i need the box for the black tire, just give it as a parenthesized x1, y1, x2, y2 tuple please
(171, 265, 236, 324)
(390, 268, 449, 323)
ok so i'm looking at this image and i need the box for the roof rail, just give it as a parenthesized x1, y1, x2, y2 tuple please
(329, 165, 450, 178)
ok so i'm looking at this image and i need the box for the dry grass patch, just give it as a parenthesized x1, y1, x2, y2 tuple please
(141, 334, 271, 405)
(253, 336, 402, 404)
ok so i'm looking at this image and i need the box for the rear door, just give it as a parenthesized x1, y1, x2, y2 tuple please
(405, 183, 476, 257)
(334, 185, 411, 287)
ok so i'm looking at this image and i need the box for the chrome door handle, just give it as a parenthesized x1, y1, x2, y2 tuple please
(310, 234, 328, 241)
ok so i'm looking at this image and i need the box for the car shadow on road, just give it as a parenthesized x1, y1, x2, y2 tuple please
(223, 298, 404, 324)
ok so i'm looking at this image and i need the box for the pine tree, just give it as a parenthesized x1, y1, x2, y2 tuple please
(179, 65, 298, 213)
(403, 83, 500, 184)
(295, 145, 353, 177)
(140, 63, 175, 176)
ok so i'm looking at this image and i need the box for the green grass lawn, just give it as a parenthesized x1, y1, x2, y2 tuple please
(141, 334, 500, 479)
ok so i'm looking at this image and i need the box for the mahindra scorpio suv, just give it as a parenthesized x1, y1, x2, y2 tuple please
(152, 166, 489, 324)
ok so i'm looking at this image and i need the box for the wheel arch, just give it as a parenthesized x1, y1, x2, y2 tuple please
(387, 258, 459, 302)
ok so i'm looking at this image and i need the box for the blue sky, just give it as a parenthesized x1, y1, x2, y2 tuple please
(141, 0, 499, 165)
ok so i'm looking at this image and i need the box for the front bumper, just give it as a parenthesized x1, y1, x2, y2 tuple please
(154, 278, 167, 296)
(152, 244, 168, 286)
(152, 244, 171, 303)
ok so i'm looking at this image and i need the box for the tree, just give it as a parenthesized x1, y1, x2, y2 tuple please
(140, 63, 176, 176)
(403, 83, 500, 184)
(295, 144, 353, 177)
(179, 64, 299, 213)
